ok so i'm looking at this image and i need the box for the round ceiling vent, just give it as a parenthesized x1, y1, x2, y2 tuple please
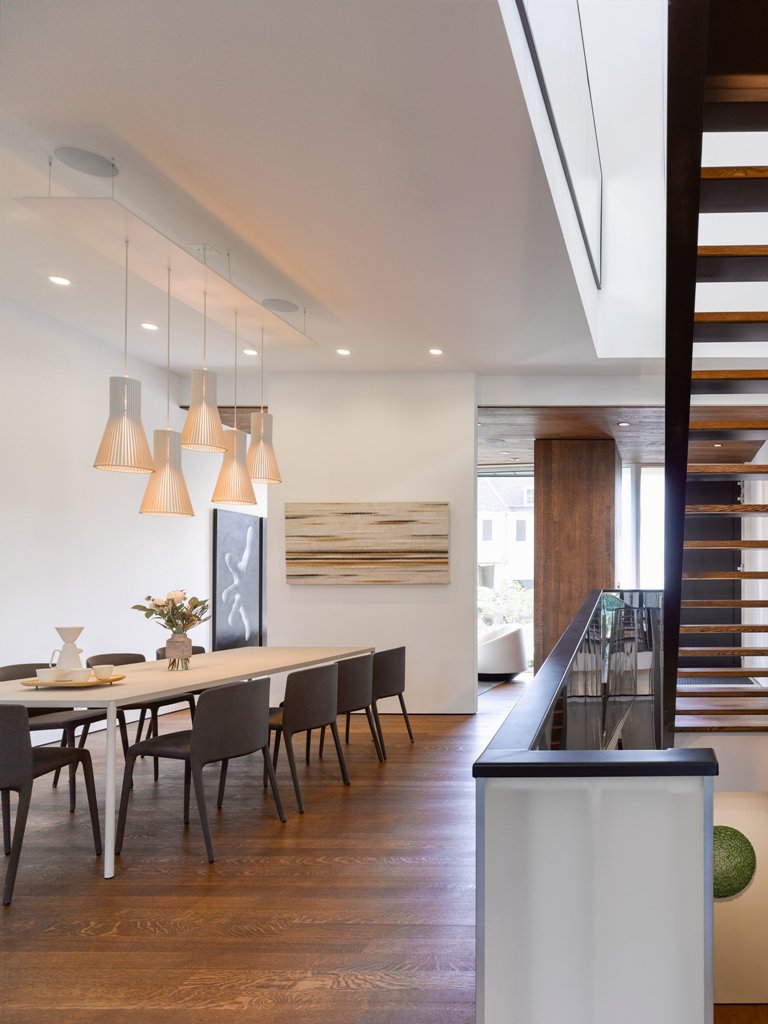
(54, 148, 118, 178)
(262, 298, 300, 313)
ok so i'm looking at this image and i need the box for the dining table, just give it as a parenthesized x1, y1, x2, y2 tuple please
(0, 645, 374, 877)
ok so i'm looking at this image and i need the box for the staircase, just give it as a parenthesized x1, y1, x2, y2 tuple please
(671, 14, 768, 735)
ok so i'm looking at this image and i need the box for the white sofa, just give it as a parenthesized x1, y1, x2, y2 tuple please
(478, 624, 527, 679)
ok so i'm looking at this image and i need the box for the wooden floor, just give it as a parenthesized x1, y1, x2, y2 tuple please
(0, 684, 522, 1023)
(716, 1009, 768, 1023)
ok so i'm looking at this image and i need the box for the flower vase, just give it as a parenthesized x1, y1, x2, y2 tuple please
(166, 633, 192, 671)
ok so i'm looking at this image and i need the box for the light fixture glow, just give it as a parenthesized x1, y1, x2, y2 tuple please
(713, 442, 724, 448)
(247, 327, 282, 484)
(94, 240, 153, 473)
(48, 275, 70, 286)
(337, 348, 351, 356)
(617, 421, 630, 427)
(429, 348, 443, 356)
(212, 312, 256, 505)
(243, 348, 258, 356)
(140, 322, 159, 331)
(182, 291, 227, 452)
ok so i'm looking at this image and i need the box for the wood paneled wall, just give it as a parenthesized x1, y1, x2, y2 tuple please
(534, 439, 621, 668)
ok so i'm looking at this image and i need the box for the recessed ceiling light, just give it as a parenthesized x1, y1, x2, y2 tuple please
(429, 348, 443, 356)
(337, 348, 351, 356)
(510, 458, 520, 462)
(140, 322, 159, 332)
(48, 275, 70, 286)
(243, 349, 258, 356)
(617, 421, 630, 427)
(263, 298, 300, 313)
(713, 442, 724, 448)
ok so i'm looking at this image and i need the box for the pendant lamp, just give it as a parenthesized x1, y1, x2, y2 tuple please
(247, 328, 282, 483)
(93, 239, 153, 472)
(140, 268, 194, 517)
(212, 312, 257, 505)
(181, 290, 227, 452)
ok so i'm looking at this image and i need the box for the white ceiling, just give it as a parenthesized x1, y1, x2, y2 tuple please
(0, 0, 642, 376)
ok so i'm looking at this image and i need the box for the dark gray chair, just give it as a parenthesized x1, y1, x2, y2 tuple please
(316, 654, 383, 763)
(86, 653, 196, 781)
(1, 704, 102, 905)
(0, 662, 108, 812)
(116, 678, 285, 863)
(269, 664, 349, 813)
(371, 647, 413, 760)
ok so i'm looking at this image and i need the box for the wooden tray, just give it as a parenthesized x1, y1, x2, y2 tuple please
(20, 675, 125, 689)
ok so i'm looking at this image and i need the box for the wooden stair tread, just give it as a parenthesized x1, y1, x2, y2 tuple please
(685, 504, 768, 514)
(677, 696, 768, 712)
(695, 311, 768, 323)
(684, 539, 768, 548)
(683, 571, 768, 580)
(701, 167, 768, 179)
(687, 465, 768, 478)
(697, 247, 768, 257)
(675, 715, 768, 732)
(692, 369, 768, 378)
(677, 668, 768, 676)
(681, 600, 768, 608)
(679, 647, 768, 656)
(680, 624, 768, 632)
(677, 686, 768, 697)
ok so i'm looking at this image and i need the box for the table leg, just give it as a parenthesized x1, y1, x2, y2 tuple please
(104, 702, 116, 878)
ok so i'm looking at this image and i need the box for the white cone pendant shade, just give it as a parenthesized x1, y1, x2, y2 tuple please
(94, 376, 154, 472)
(212, 429, 257, 505)
(182, 368, 227, 451)
(247, 410, 282, 483)
(140, 429, 194, 517)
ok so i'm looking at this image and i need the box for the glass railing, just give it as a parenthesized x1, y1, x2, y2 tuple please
(516, 0, 603, 284)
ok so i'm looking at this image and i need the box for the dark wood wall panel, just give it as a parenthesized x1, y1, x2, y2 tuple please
(534, 439, 620, 669)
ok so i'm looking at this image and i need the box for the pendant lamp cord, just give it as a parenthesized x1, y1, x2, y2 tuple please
(234, 311, 239, 428)
(123, 239, 129, 377)
(202, 290, 208, 369)
(166, 266, 172, 430)
(260, 327, 265, 425)
(48, 156, 52, 198)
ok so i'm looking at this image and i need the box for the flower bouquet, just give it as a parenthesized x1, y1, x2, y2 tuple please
(132, 590, 211, 670)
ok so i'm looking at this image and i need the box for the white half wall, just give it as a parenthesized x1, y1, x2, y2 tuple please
(265, 372, 478, 714)
(0, 295, 265, 667)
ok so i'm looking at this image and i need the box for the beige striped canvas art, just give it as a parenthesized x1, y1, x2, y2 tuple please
(285, 502, 450, 584)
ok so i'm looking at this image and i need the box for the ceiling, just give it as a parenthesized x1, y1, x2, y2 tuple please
(0, 0, 616, 375)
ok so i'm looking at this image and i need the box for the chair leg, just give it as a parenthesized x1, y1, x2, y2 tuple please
(3, 782, 32, 906)
(272, 728, 282, 770)
(183, 762, 191, 824)
(117, 710, 130, 758)
(371, 700, 387, 760)
(78, 752, 102, 855)
(283, 733, 304, 814)
(51, 730, 67, 789)
(191, 764, 215, 863)
(115, 752, 138, 855)
(151, 710, 160, 781)
(187, 695, 196, 721)
(305, 729, 312, 765)
(77, 723, 91, 748)
(65, 726, 77, 813)
(365, 706, 384, 762)
(345, 711, 351, 744)
(217, 760, 229, 809)
(319, 725, 326, 757)
(398, 693, 415, 742)
(261, 747, 287, 823)
(329, 721, 350, 786)
(135, 707, 147, 744)
(1, 789, 10, 855)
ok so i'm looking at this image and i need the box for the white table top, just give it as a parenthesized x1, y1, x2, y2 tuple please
(0, 646, 374, 708)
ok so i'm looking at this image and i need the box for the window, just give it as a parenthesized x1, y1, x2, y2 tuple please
(482, 519, 493, 542)
(515, 519, 526, 542)
(523, 486, 534, 506)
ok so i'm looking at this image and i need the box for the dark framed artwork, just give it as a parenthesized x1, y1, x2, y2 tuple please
(212, 509, 266, 650)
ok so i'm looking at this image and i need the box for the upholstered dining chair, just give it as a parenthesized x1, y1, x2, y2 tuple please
(0, 704, 102, 905)
(269, 663, 349, 813)
(371, 646, 413, 760)
(0, 663, 108, 812)
(316, 654, 383, 763)
(116, 678, 285, 863)
(86, 653, 196, 781)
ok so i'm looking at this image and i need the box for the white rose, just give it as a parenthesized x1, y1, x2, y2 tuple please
(151, 597, 165, 607)
(167, 589, 187, 603)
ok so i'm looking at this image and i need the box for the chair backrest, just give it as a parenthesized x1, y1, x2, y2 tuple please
(191, 678, 270, 765)
(156, 645, 205, 660)
(282, 664, 338, 734)
(336, 654, 373, 715)
(0, 705, 33, 790)
(0, 663, 48, 682)
(86, 653, 146, 668)
(372, 647, 406, 700)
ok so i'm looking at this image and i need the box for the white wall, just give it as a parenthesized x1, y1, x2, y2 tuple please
(264, 372, 478, 714)
(0, 295, 264, 667)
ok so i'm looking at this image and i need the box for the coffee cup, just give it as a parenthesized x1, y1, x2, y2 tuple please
(92, 665, 114, 681)
(68, 668, 92, 683)
(36, 668, 59, 683)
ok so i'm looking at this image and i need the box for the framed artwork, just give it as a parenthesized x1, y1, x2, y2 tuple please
(212, 509, 266, 650)
(285, 501, 450, 584)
